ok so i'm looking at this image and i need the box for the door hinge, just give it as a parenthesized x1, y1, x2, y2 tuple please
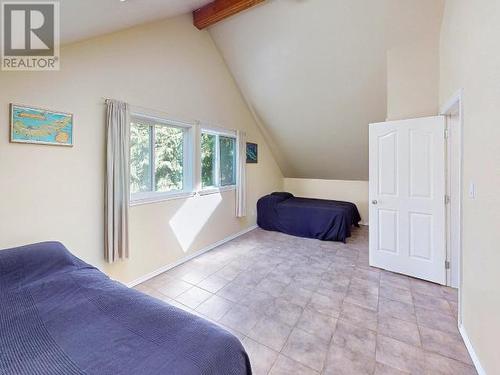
(444, 128, 449, 139)
(445, 260, 450, 270)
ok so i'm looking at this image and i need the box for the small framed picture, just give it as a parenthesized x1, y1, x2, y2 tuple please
(10, 103, 73, 146)
(246, 142, 258, 163)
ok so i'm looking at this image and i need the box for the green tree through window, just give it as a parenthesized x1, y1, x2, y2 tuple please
(155, 126, 184, 192)
(200, 131, 236, 189)
(201, 133, 216, 188)
(219, 136, 236, 186)
(130, 120, 185, 195)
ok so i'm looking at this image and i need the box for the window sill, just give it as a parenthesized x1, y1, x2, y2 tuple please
(198, 185, 236, 196)
(130, 191, 196, 206)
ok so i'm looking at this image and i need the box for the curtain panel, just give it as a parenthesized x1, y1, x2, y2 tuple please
(104, 99, 130, 263)
(236, 130, 247, 218)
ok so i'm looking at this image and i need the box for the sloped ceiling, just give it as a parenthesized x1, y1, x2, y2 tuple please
(209, 0, 444, 180)
(60, 0, 212, 44)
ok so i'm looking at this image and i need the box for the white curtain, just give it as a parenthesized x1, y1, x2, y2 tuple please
(104, 99, 130, 263)
(236, 130, 247, 218)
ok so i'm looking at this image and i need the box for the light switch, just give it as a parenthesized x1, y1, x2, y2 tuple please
(468, 182, 476, 199)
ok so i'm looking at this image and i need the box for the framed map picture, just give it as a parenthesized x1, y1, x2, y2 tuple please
(246, 142, 258, 163)
(10, 104, 73, 146)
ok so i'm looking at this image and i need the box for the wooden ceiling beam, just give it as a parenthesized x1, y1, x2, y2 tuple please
(193, 0, 265, 30)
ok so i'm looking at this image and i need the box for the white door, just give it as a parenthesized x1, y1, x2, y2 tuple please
(369, 116, 446, 284)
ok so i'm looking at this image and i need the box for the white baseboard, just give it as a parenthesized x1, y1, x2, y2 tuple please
(459, 324, 486, 375)
(126, 225, 258, 288)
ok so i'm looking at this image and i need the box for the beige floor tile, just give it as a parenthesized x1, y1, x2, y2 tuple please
(280, 284, 313, 307)
(449, 300, 459, 320)
(196, 274, 231, 293)
(419, 326, 473, 365)
(241, 289, 276, 309)
(216, 281, 253, 303)
(441, 286, 459, 303)
(324, 345, 376, 375)
(175, 286, 212, 309)
(374, 362, 410, 374)
(410, 279, 445, 298)
(195, 294, 233, 321)
(352, 267, 381, 283)
(379, 284, 413, 305)
(376, 335, 427, 373)
(332, 320, 377, 357)
(180, 269, 213, 284)
(378, 297, 416, 323)
(136, 227, 472, 375)
(141, 272, 174, 290)
(266, 297, 304, 326)
(425, 351, 478, 375)
(156, 278, 193, 299)
(269, 355, 319, 375)
(255, 277, 287, 297)
(282, 328, 329, 372)
(247, 316, 293, 352)
(350, 277, 380, 296)
(415, 306, 459, 335)
(377, 315, 421, 347)
(242, 337, 279, 375)
(412, 291, 452, 315)
(379, 273, 411, 291)
(344, 286, 379, 311)
(307, 291, 344, 317)
(219, 304, 261, 335)
(296, 307, 337, 342)
(215, 264, 243, 281)
(339, 301, 378, 331)
(318, 276, 351, 294)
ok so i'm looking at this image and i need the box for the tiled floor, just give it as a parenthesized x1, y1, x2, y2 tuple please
(135, 227, 476, 375)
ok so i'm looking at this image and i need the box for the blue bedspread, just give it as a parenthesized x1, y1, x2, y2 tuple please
(0, 242, 251, 375)
(257, 192, 361, 243)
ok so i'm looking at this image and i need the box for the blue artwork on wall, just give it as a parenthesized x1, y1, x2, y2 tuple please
(246, 142, 258, 163)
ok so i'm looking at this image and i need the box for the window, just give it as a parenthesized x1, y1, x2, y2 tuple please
(130, 114, 192, 202)
(201, 130, 236, 189)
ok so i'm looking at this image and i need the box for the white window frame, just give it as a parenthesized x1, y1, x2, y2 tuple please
(200, 127, 237, 195)
(130, 112, 195, 205)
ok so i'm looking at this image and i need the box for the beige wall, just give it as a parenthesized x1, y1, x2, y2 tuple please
(386, 40, 440, 121)
(385, 1, 444, 121)
(440, 1, 500, 373)
(0, 15, 283, 284)
(283, 178, 369, 225)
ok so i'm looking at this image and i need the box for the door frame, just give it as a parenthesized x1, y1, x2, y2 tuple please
(440, 89, 464, 324)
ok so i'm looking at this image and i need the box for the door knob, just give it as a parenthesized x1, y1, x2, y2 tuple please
(372, 200, 378, 205)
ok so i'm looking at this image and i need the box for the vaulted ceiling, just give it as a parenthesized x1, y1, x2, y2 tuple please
(209, 0, 444, 180)
(60, 0, 212, 44)
(58, 0, 443, 180)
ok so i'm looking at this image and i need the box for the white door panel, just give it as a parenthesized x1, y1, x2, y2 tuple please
(369, 116, 446, 284)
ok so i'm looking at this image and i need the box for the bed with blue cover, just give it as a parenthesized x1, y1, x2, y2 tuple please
(0, 242, 251, 375)
(257, 192, 361, 243)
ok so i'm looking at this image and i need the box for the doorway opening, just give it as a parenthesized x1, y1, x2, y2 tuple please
(440, 89, 463, 324)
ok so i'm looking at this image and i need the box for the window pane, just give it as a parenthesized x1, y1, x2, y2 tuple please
(130, 123, 152, 194)
(154, 125, 184, 192)
(219, 136, 236, 186)
(201, 133, 216, 188)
